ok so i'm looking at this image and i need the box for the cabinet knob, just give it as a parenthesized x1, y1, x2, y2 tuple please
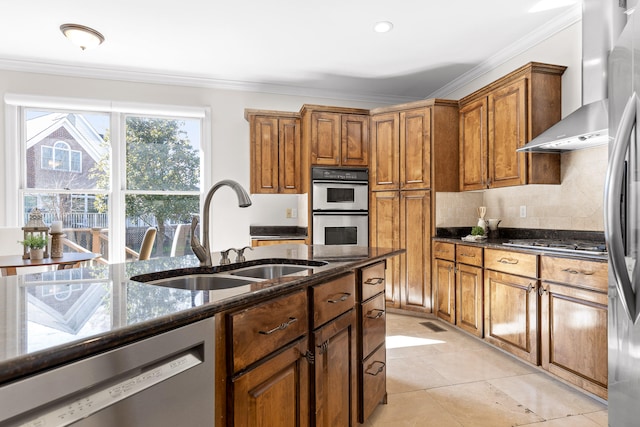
(538, 286, 547, 296)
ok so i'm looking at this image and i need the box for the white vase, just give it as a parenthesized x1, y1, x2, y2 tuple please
(29, 248, 44, 260)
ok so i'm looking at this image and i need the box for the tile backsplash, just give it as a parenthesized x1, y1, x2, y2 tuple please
(435, 145, 607, 232)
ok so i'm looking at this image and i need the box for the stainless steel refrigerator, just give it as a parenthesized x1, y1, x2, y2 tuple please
(607, 1, 640, 425)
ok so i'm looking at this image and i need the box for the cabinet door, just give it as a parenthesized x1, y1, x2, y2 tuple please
(251, 116, 280, 193)
(488, 78, 527, 188)
(313, 310, 357, 427)
(400, 190, 431, 312)
(370, 191, 401, 309)
(434, 258, 455, 323)
(456, 263, 483, 337)
(370, 113, 400, 191)
(484, 270, 538, 364)
(341, 114, 369, 166)
(279, 117, 301, 193)
(459, 98, 488, 191)
(540, 282, 608, 399)
(311, 112, 340, 165)
(400, 107, 431, 190)
(233, 337, 310, 427)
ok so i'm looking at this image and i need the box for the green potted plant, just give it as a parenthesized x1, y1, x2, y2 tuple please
(19, 235, 48, 260)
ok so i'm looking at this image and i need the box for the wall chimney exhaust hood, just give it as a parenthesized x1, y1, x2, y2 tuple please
(518, 0, 625, 153)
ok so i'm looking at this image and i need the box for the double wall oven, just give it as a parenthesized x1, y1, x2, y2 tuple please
(312, 167, 368, 246)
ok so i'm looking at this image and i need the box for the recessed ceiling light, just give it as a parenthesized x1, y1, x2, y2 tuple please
(60, 23, 105, 50)
(373, 21, 394, 33)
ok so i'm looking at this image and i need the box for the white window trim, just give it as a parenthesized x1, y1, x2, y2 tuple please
(4, 93, 211, 264)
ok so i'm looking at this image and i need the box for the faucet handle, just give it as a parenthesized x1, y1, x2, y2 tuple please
(235, 246, 253, 262)
(220, 248, 233, 265)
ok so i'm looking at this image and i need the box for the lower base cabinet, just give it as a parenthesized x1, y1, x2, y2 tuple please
(361, 344, 387, 421)
(456, 263, 483, 337)
(232, 338, 310, 427)
(312, 310, 357, 427)
(484, 270, 538, 365)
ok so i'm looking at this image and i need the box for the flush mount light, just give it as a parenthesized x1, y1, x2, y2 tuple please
(60, 23, 105, 50)
(373, 21, 394, 33)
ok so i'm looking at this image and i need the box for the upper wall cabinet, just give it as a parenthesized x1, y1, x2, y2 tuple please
(245, 109, 302, 194)
(300, 105, 370, 167)
(370, 100, 459, 192)
(458, 62, 567, 191)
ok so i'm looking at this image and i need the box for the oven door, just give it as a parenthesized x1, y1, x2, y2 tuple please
(312, 181, 368, 211)
(312, 212, 368, 246)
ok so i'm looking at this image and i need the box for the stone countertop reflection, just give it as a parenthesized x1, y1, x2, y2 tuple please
(0, 244, 402, 385)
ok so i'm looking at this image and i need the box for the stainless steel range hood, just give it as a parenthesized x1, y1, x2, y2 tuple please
(518, 0, 625, 153)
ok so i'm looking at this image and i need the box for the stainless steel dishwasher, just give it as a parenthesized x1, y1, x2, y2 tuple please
(0, 317, 215, 426)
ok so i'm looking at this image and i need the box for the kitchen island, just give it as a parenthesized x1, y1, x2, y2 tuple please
(0, 243, 402, 426)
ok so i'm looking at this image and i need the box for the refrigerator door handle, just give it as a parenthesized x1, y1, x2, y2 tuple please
(605, 91, 640, 323)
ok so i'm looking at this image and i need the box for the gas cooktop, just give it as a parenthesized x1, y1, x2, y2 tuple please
(502, 239, 607, 256)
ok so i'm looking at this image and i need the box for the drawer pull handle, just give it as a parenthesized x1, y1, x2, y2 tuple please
(562, 268, 595, 276)
(366, 309, 385, 319)
(364, 277, 384, 285)
(259, 317, 298, 335)
(365, 361, 386, 376)
(460, 253, 474, 258)
(328, 293, 351, 304)
(498, 257, 519, 264)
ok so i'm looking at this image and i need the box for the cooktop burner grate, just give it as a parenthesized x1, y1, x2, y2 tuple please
(503, 239, 607, 256)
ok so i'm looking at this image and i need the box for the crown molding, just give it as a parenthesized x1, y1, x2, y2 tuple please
(428, 5, 581, 99)
(0, 57, 418, 106)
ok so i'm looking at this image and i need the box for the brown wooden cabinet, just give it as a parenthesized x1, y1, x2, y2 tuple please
(539, 256, 608, 399)
(300, 105, 369, 167)
(356, 261, 387, 423)
(458, 62, 566, 191)
(228, 290, 309, 426)
(369, 100, 458, 314)
(484, 248, 538, 365)
(369, 191, 401, 308)
(455, 245, 483, 337)
(433, 242, 456, 323)
(245, 110, 302, 194)
(310, 273, 357, 427)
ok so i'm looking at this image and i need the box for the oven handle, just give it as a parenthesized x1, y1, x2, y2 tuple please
(312, 180, 369, 185)
(312, 211, 369, 216)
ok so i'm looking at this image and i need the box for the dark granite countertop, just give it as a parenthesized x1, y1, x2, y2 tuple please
(0, 244, 401, 385)
(433, 227, 608, 262)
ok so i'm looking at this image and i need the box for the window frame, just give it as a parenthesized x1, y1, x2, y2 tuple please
(4, 94, 211, 264)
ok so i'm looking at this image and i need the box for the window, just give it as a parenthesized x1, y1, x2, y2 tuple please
(41, 142, 82, 172)
(6, 96, 208, 264)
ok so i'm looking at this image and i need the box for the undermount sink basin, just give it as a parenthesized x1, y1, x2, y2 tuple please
(230, 264, 313, 279)
(148, 275, 254, 290)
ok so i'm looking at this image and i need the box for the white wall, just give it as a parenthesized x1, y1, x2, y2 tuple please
(436, 21, 606, 232)
(0, 70, 376, 250)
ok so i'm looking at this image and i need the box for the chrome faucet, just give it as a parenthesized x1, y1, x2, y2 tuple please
(190, 180, 252, 267)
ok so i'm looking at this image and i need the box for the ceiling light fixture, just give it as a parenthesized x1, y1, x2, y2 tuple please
(373, 21, 394, 33)
(60, 24, 105, 50)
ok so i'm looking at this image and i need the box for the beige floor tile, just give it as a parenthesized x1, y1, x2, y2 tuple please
(386, 354, 453, 393)
(518, 414, 603, 426)
(489, 373, 606, 420)
(362, 390, 463, 427)
(426, 381, 545, 427)
(582, 410, 608, 426)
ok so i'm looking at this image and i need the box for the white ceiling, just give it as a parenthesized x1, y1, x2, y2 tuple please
(0, 0, 581, 103)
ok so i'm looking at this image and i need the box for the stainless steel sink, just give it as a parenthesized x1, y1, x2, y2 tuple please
(230, 264, 313, 279)
(148, 274, 254, 290)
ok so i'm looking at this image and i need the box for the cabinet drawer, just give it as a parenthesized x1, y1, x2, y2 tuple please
(456, 244, 483, 267)
(230, 290, 308, 373)
(361, 261, 386, 301)
(361, 343, 386, 423)
(433, 241, 455, 261)
(485, 248, 537, 278)
(362, 293, 386, 358)
(313, 273, 356, 328)
(540, 256, 608, 292)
